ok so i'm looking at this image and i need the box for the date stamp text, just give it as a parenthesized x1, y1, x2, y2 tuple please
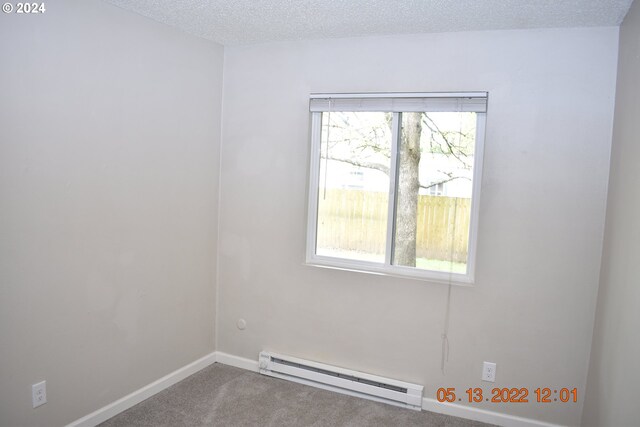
(436, 387, 578, 403)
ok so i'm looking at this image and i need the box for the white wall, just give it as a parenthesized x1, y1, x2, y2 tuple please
(218, 27, 618, 425)
(583, 1, 640, 425)
(0, 1, 223, 425)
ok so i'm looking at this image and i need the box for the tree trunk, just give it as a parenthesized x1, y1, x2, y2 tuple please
(394, 112, 422, 266)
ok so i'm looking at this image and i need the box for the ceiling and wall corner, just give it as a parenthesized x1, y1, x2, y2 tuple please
(103, 0, 634, 45)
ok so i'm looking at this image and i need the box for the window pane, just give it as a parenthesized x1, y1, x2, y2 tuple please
(393, 112, 476, 273)
(316, 112, 391, 263)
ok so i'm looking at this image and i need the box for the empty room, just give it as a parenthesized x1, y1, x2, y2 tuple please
(1, 0, 639, 426)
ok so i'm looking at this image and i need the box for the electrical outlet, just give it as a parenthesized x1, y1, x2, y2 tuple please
(32, 381, 47, 408)
(482, 362, 496, 382)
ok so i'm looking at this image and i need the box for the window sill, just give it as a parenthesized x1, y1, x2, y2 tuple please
(305, 254, 475, 286)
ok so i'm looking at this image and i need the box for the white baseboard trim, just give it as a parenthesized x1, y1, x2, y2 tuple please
(212, 352, 564, 427)
(66, 352, 217, 427)
(421, 398, 563, 427)
(214, 351, 259, 372)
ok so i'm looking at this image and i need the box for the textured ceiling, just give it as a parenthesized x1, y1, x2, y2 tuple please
(104, 0, 634, 45)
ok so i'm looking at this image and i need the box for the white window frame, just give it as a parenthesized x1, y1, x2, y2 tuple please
(305, 92, 487, 285)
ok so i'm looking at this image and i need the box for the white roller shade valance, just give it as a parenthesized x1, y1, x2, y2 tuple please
(309, 92, 487, 113)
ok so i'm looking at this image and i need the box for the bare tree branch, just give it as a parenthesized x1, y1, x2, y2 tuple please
(422, 115, 470, 167)
(419, 176, 470, 190)
(321, 155, 390, 176)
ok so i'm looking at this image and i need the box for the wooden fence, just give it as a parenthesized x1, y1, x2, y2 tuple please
(317, 189, 471, 262)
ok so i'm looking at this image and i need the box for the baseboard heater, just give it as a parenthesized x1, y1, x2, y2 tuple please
(258, 351, 423, 410)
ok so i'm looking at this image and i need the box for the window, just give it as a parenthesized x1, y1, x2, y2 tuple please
(306, 93, 487, 284)
(426, 182, 445, 196)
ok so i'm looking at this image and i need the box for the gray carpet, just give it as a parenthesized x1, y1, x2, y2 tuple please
(99, 363, 496, 427)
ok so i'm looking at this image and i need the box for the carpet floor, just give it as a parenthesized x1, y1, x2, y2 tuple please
(99, 363, 496, 427)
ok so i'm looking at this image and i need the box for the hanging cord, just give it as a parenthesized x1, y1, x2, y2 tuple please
(440, 197, 457, 375)
(441, 109, 464, 375)
(441, 282, 452, 374)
